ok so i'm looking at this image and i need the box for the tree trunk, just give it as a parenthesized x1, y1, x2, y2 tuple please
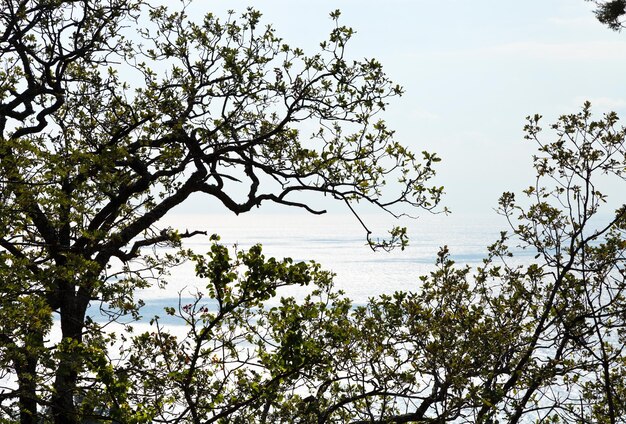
(51, 284, 90, 424)
(17, 364, 38, 424)
(15, 332, 43, 424)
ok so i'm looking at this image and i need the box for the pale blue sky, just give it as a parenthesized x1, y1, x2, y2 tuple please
(178, 1, 626, 220)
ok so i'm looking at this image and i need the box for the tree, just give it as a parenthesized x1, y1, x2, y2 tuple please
(0, 1, 442, 423)
(587, 0, 626, 30)
(128, 103, 626, 423)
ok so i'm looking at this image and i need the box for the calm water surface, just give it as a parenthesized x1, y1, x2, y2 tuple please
(128, 211, 533, 318)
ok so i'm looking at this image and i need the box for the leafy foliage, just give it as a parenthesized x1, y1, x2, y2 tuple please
(2, 0, 625, 422)
(58, 104, 624, 423)
(130, 104, 626, 423)
(588, 0, 626, 30)
(0, 1, 441, 423)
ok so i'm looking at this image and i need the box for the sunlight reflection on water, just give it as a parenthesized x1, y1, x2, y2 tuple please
(132, 212, 523, 309)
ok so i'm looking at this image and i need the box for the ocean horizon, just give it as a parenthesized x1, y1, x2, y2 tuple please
(86, 211, 537, 327)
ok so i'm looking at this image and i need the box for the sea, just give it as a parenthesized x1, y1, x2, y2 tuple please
(126, 211, 536, 322)
(25, 210, 603, 423)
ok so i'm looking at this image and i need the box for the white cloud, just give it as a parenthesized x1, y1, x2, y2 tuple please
(498, 41, 626, 60)
(434, 41, 626, 61)
(547, 16, 598, 28)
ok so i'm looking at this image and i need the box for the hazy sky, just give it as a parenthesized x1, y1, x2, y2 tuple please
(178, 1, 626, 222)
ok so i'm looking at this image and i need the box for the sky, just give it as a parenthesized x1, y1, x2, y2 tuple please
(175, 1, 626, 226)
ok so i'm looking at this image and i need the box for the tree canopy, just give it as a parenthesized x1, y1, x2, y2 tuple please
(0, 1, 441, 423)
(2, 1, 626, 424)
(588, 0, 626, 30)
(101, 103, 626, 423)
